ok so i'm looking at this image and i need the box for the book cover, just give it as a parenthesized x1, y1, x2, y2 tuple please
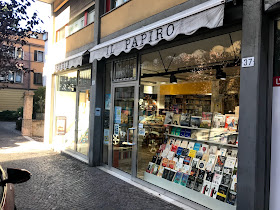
(180, 173, 189, 187)
(186, 175, 196, 189)
(212, 173, 223, 185)
(201, 144, 209, 154)
(173, 156, 178, 163)
(161, 149, 169, 158)
(156, 157, 162, 165)
(171, 144, 178, 152)
(181, 148, 189, 156)
(193, 143, 201, 151)
(195, 151, 203, 160)
(164, 112, 174, 125)
(167, 151, 175, 160)
(206, 154, 217, 172)
(212, 113, 226, 128)
(216, 185, 228, 202)
(200, 112, 213, 129)
(191, 158, 200, 168)
(178, 156, 184, 164)
(174, 139, 181, 147)
(202, 153, 209, 162)
(159, 144, 166, 152)
(227, 134, 238, 145)
(146, 162, 153, 173)
(209, 184, 219, 198)
(151, 155, 157, 163)
(183, 156, 192, 165)
(172, 114, 181, 125)
(223, 157, 236, 174)
(205, 171, 214, 182)
(187, 142, 195, 150)
(220, 148, 227, 157)
(151, 164, 159, 175)
(179, 128, 186, 137)
(174, 172, 183, 184)
(225, 114, 238, 131)
(193, 178, 204, 192)
(185, 129, 192, 138)
(188, 150, 197, 158)
(221, 174, 231, 187)
(230, 174, 237, 192)
(171, 127, 176, 135)
(214, 156, 226, 172)
(162, 168, 170, 179)
(182, 165, 191, 174)
(191, 116, 202, 128)
(227, 191, 237, 206)
(201, 180, 212, 196)
(190, 167, 198, 177)
(161, 158, 169, 167)
(176, 147, 183, 156)
(157, 166, 164, 177)
(167, 169, 176, 181)
(180, 113, 191, 126)
(198, 160, 206, 170)
(175, 162, 183, 171)
(197, 169, 206, 179)
(180, 140, 188, 148)
(209, 146, 218, 155)
(175, 128, 181, 136)
(168, 160, 176, 169)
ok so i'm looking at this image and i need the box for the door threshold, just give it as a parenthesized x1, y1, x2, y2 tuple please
(62, 149, 89, 164)
(98, 166, 196, 210)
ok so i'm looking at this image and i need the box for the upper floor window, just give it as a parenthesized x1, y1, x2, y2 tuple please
(16, 48, 23, 60)
(34, 73, 43, 85)
(0, 71, 23, 83)
(68, 15, 85, 36)
(34, 50, 44, 62)
(56, 26, 65, 42)
(87, 10, 95, 25)
(105, 0, 128, 12)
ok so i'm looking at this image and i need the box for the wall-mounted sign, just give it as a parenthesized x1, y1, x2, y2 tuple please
(56, 116, 66, 135)
(242, 57, 255, 68)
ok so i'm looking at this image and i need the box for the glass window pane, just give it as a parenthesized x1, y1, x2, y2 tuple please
(15, 71, 22, 83)
(88, 10, 95, 24)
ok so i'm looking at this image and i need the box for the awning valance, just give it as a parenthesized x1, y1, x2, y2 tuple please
(89, 0, 225, 62)
(55, 51, 85, 72)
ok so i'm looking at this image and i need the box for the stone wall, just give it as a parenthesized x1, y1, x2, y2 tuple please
(32, 120, 44, 137)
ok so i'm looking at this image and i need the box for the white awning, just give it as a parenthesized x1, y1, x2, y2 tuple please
(55, 51, 85, 72)
(265, 0, 280, 10)
(89, 0, 225, 62)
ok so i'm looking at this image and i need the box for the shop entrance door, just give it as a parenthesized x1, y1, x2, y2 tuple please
(110, 82, 138, 176)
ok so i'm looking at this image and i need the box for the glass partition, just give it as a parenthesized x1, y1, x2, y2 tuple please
(138, 31, 241, 209)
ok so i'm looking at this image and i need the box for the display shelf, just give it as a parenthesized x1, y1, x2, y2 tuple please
(164, 124, 210, 130)
(166, 134, 238, 148)
(144, 172, 236, 210)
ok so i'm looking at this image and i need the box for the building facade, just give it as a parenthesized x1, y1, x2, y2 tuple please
(0, 34, 45, 112)
(42, 0, 280, 209)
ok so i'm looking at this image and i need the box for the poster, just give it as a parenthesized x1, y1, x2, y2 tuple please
(114, 106, 122, 124)
(114, 124, 119, 136)
(56, 116, 66, 135)
(139, 128, 145, 136)
(104, 129, 109, 145)
(105, 94, 111, 110)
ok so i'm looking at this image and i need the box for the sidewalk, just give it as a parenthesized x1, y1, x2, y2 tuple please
(0, 121, 185, 210)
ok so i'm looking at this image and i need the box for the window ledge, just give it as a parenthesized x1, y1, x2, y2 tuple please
(101, 0, 132, 18)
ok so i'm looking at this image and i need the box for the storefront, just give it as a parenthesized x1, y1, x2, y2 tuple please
(90, 1, 242, 209)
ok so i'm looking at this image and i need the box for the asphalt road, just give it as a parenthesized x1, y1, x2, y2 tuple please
(0, 121, 182, 210)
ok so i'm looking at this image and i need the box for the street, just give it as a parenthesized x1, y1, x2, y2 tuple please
(0, 122, 181, 210)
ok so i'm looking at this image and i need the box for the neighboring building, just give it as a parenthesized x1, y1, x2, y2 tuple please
(41, 0, 280, 209)
(0, 34, 45, 111)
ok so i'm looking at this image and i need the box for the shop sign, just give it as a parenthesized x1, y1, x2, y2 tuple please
(273, 76, 280, 86)
(89, 0, 225, 62)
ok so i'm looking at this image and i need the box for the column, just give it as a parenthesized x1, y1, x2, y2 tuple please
(22, 91, 35, 136)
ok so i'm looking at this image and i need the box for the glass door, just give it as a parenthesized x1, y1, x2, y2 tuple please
(111, 84, 138, 175)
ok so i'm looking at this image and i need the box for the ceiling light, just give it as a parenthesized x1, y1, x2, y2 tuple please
(170, 73, 177, 84)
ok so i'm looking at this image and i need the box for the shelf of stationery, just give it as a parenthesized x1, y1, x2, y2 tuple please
(165, 134, 238, 148)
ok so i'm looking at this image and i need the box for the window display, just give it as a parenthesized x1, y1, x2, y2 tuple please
(137, 31, 241, 209)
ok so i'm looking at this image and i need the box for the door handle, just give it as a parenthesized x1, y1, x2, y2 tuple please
(122, 127, 136, 145)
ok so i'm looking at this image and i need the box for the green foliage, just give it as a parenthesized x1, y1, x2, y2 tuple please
(33, 87, 45, 118)
(0, 109, 20, 121)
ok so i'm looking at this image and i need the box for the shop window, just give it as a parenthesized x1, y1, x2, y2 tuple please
(34, 73, 43, 85)
(137, 31, 241, 208)
(34, 50, 44, 62)
(113, 57, 137, 82)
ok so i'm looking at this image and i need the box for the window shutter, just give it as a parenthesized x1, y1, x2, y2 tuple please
(34, 50, 37, 61)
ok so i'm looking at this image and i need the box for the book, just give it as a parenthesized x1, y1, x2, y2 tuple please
(171, 144, 178, 152)
(188, 150, 197, 158)
(227, 134, 238, 145)
(201, 180, 212, 196)
(193, 143, 201, 151)
(190, 167, 198, 177)
(212, 173, 223, 185)
(173, 156, 179, 163)
(157, 166, 164, 177)
(186, 175, 196, 189)
(198, 160, 206, 170)
(172, 114, 181, 125)
(202, 154, 209, 162)
(227, 191, 237, 205)
(201, 144, 209, 154)
(156, 157, 162, 165)
(161, 149, 169, 158)
(221, 174, 231, 187)
(179, 128, 186, 137)
(230, 174, 237, 192)
(151, 156, 157, 163)
(146, 162, 153, 173)
(180, 113, 191, 126)
(181, 148, 189, 156)
(167, 169, 176, 181)
(162, 168, 170, 179)
(191, 116, 202, 128)
(174, 139, 181, 147)
(209, 146, 218, 155)
(195, 151, 203, 160)
(174, 172, 183, 184)
(175, 128, 181, 136)
(164, 112, 174, 124)
(212, 113, 226, 128)
(225, 114, 238, 131)
(183, 156, 192, 165)
(178, 156, 184, 164)
(182, 165, 191, 174)
(197, 169, 206, 179)
(167, 151, 175, 160)
(185, 129, 192, 138)
(200, 112, 213, 129)
(214, 156, 226, 172)
(171, 127, 176, 135)
(209, 184, 219, 198)
(220, 148, 227, 156)
(206, 154, 217, 172)
(191, 158, 200, 168)
(168, 160, 176, 169)
(151, 164, 159, 175)
(216, 185, 228, 202)
(223, 157, 236, 174)
(161, 158, 169, 167)
(205, 171, 214, 182)
(193, 178, 204, 192)
(180, 173, 189, 187)
(175, 162, 183, 171)
(187, 142, 195, 150)
(180, 140, 188, 148)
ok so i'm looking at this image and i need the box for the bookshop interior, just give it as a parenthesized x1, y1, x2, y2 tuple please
(103, 30, 241, 208)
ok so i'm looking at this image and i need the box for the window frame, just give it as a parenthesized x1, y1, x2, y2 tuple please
(34, 50, 44, 62)
(34, 72, 43, 85)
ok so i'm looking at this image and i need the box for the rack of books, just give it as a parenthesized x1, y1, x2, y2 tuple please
(143, 110, 239, 207)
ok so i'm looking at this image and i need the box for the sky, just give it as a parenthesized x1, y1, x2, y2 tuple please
(3, 0, 51, 31)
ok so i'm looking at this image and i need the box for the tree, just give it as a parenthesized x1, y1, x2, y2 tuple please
(0, 0, 43, 82)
